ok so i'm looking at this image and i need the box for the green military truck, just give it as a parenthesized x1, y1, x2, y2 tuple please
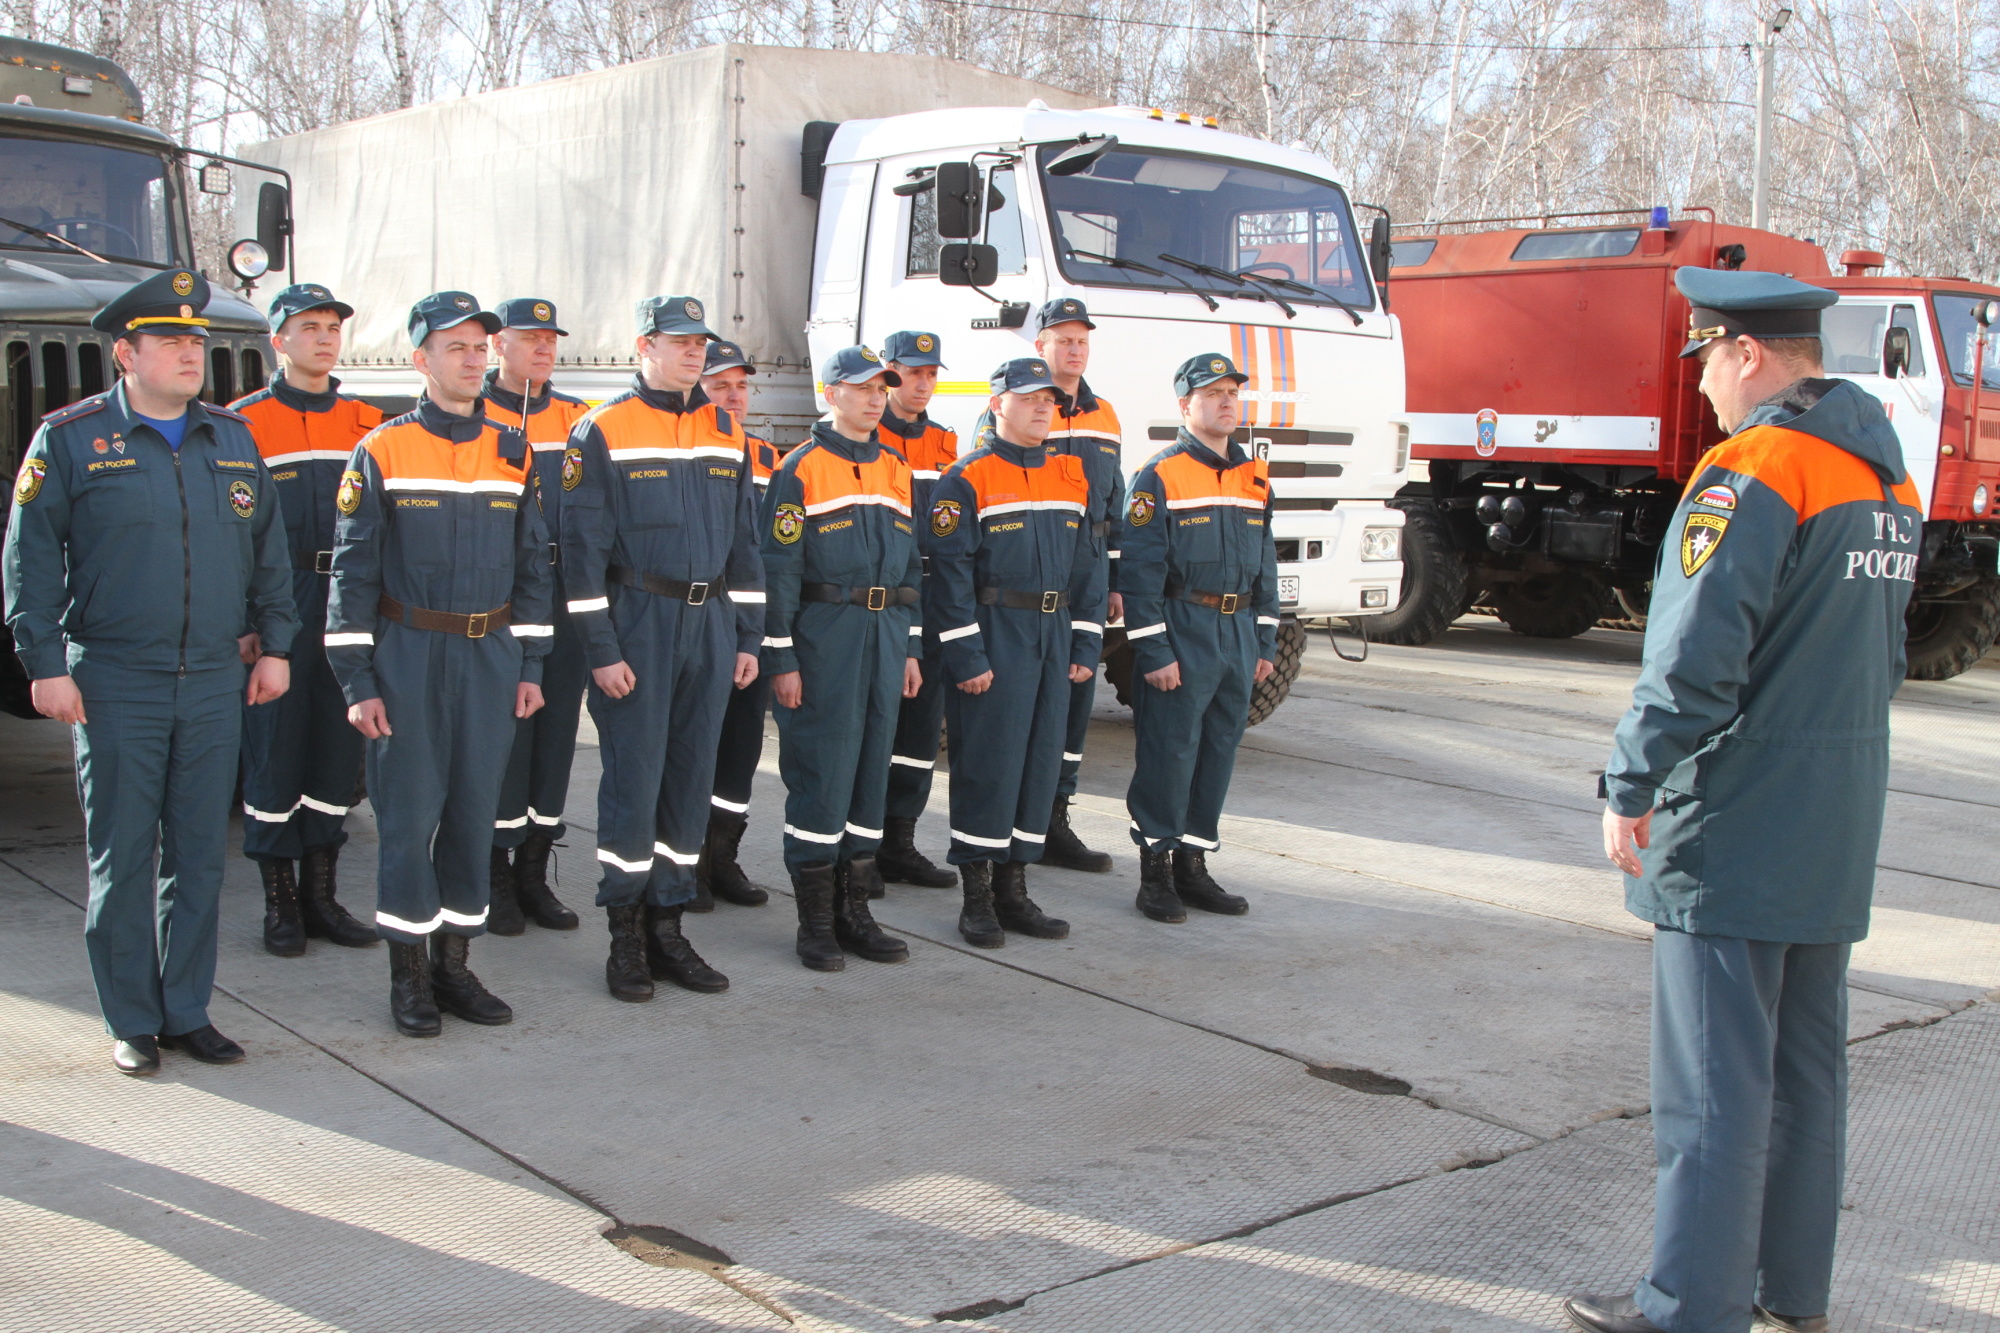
(1, 37, 292, 715)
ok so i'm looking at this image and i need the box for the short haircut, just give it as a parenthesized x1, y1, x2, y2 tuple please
(1758, 336, 1825, 372)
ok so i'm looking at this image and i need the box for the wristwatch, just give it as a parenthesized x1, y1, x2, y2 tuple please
(259, 650, 291, 661)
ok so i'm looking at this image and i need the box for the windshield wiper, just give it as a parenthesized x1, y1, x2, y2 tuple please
(1157, 253, 1286, 314)
(1067, 247, 1218, 311)
(1236, 268, 1363, 326)
(0, 215, 110, 264)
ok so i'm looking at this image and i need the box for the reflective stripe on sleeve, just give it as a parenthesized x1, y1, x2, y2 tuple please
(731, 589, 767, 604)
(510, 623, 554, 638)
(938, 624, 980, 642)
(567, 596, 610, 613)
(1071, 621, 1103, 634)
(1125, 623, 1167, 639)
(324, 631, 375, 647)
(763, 635, 794, 649)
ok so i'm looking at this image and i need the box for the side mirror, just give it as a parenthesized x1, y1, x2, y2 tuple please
(1883, 326, 1912, 379)
(935, 162, 982, 240)
(256, 182, 289, 271)
(938, 242, 999, 287)
(1368, 215, 1393, 285)
(1046, 134, 1118, 177)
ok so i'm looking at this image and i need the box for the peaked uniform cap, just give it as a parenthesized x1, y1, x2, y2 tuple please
(704, 340, 755, 374)
(1035, 297, 1095, 331)
(1174, 353, 1249, 397)
(637, 295, 717, 338)
(492, 297, 568, 334)
(408, 291, 502, 345)
(822, 345, 901, 386)
(268, 282, 354, 326)
(92, 268, 213, 337)
(882, 330, 945, 367)
(1676, 267, 1840, 358)
(991, 357, 1062, 395)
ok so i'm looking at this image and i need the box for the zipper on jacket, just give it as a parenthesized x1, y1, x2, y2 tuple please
(174, 450, 191, 676)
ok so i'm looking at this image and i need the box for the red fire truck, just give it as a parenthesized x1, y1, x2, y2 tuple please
(1377, 207, 2000, 679)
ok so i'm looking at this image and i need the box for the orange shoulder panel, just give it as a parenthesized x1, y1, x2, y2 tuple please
(1701, 426, 1903, 524)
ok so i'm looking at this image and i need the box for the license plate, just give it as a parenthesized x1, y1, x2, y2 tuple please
(1278, 575, 1300, 606)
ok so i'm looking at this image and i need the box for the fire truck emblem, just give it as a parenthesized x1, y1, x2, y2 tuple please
(773, 502, 805, 545)
(1475, 408, 1499, 457)
(228, 479, 257, 519)
(1693, 484, 1737, 511)
(336, 469, 364, 516)
(931, 499, 961, 537)
(172, 271, 194, 296)
(1681, 512, 1729, 577)
(561, 447, 583, 491)
(1128, 490, 1156, 526)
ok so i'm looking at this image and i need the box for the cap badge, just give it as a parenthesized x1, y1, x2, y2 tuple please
(179, 305, 193, 319)
(860, 348, 880, 362)
(172, 272, 194, 296)
(1032, 362, 1047, 376)
(684, 299, 702, 320)
(916, 334, 934, 352)
(310, 287, 328, 298)
(453, 295, 472, 310)
(534, 302, 552, 322)
(1209, 358, 1226, 374)
(1063, 301, 1078, 313)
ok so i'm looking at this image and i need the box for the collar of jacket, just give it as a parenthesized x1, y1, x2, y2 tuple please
(104, 380, 220, 448)
(988, 434, 1050, 469)
(1737, 376, 1907, 485)
(811, 419, 885, 463)
(416, 394, 489, 443)
(269, 370, 341, 414)
(482, 368, 554, 416)
(627, 373, 709, 415)
(1178, 427, 1248, 471)
(878, 405, 931, 440)
(1059, 377, 1098, 416)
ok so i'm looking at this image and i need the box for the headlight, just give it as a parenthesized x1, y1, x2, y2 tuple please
(1975, 484, 1989, 515)
(1360, 526, 1401, 561)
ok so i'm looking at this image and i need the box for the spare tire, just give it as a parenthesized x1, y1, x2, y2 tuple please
(1492, 570, 1610, 639)
(1904, 576, 2000, 680)
(1371, 501, 1468, 646)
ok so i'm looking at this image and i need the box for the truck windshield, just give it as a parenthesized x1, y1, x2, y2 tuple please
(1935, 294, 2000, 389)
(1040, 144, 1374, 311)
(0, 134, 181, 266)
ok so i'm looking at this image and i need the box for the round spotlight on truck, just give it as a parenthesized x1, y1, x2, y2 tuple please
(1500, 495, 1528, 526)
(228, 239, 270, 281)
(1485, 522, 1513, 552)
(1475, 494, 1503, 525)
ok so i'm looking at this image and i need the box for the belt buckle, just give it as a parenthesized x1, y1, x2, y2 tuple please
(314, 550, 333, 575)
(686, 582, 709, 606)
(1219, 592, 1240, 614)
(465, 612, 489, 639)
(866, 586, 888, 612)
(547, 542, 561, 568)
(1041, 590, 1060, 614)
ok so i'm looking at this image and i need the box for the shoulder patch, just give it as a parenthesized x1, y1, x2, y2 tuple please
(1692, 484, 1737, 511)
(931, 498, 961, 537)
(1681, 512, 1728, 577)
(1128, 490, 1156, 526)
(15, 457, 47, 504)
(336, 469, 365, 516)
(773, 502, 805, 545)
(561, 447, 583, 491)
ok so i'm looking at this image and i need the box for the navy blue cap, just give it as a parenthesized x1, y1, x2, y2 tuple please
(1173, 353, 1249, 397)
(91, 268, 212, 338)
(492, 297, 568, 335)
(989, 356, 1061, 395)
(821, 345, 901, 387)
(881, 330, 944, 367)
(1675, 267, 1839, 358)
(637, 294, 717, 338)
(408, 291, 501, 346)
(1035, 297, 1095, 331)
(267, 282, 354, 327)
(704, 341, 754, 375)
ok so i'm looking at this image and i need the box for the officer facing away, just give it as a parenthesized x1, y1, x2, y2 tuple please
(924, 357, 1103, 947)
(326, 292, 554, 1039)
(760, 346, 919, 971)
(693, 338, 780, 912)
(1121, 354, 1275, 924)
(484, 298, 589, 935)
(561, 297, 763, 1004)
(874, 328, 960, 892)
(1568, 271, 1922, 1333)
(4, 268, 296, 1075)
(233, 283, 382, 959)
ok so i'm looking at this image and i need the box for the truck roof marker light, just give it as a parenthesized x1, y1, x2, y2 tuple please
(1204, 117, 1220, 128)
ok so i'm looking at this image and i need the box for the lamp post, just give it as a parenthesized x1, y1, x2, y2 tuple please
(1751, 7, 1793, 231)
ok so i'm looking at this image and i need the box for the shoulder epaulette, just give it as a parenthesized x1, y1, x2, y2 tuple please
(41, 395, 108, 427)
(205, 402, 252, 425)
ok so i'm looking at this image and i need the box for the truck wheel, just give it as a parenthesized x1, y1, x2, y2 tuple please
(1371, 502, 1468, 646)
(1492, 571, 1609, 639)
(1247, 616, 1307, 727)
(1102, 637, 1136, 707)
(1904, 577, 2000, 680)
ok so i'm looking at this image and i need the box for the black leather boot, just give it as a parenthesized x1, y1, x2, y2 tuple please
(687, 847, 716, 912)
(792, 863, 845, 971)
(429, 934, 513, 1025)
(957, 861, 1005, 948)
(703, 809, 768, 906)
(299, 844, 378, 947)
(513, 835, 579, 930)
(1042, 795, 1113, 873)
(646, 904, 730, 992)
(604, 903, 654, 1003)
(1135, 848, 1186, 923)
(486, 847, 525, 936)
(260, 858, 306, 957)
(1173, 849, 1249, 915)
(992, 861, 1070, 938)
(388, 941, 441, 1037)
(878, 816, 956, 888)
(834, 857, 909, 962)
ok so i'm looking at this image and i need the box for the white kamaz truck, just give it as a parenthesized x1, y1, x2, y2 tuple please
(249, 43, 1408, 720)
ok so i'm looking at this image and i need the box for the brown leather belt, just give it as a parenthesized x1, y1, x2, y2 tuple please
(978, 587, 1070, 612)
(1167, 583, 1248, 614)
(607, 565, 727, 605)
(378, 596, 513, 638)
(802, 583, 918, 609)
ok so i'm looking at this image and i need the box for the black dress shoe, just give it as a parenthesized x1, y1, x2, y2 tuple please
(1563, 1293, 1668, 1333)
(159, 1025, 245, 1064)
(113, 1035, 160, 1075)
(1755, 1308, 1828, 1333)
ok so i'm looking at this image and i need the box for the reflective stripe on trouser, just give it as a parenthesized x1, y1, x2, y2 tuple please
(1053, 669, 1094, 799)
(1125, 609, 1256, 851)
(774, 600, 912, 872)
(884, 645, 947, 821)
(588, 593, 734, 907)
(72, 661, 243, 1040)
(494, 594, 586, 848)
(942, 613, 1071, 866)
(240, 612, 363, 861)
(712, 669, 772, 811)
(1635, 930, 1849, 1333)
(366, 626, 524, 944)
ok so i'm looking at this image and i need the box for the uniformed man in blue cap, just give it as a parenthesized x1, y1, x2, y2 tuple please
(4, 267, 296, 1074)
(1120, 354, 1277, 924)
(484, 297, 589, 935)
(1566, 269, 1922, 1333)
(560, 296, 763, 1002)
(326, 291, 553, 1038)
(233, 282, 382, 958)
